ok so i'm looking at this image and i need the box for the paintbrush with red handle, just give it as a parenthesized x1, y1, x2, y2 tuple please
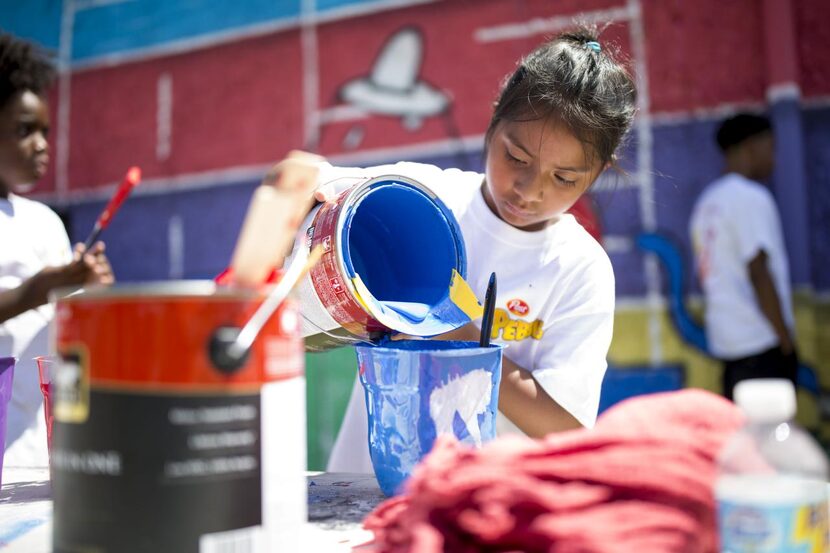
(82, 166, 142, 251)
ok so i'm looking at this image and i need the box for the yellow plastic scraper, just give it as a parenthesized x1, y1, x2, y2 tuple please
(448, 269, 484, 321)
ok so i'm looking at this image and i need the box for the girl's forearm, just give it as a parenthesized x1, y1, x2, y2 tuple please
(498, 355, 583, 438)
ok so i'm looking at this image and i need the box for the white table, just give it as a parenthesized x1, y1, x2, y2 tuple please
(0, 468, 384, 552)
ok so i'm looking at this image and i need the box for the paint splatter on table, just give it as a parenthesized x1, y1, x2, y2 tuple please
(0, 468, 383, 552)
(306, 472, 385, 550)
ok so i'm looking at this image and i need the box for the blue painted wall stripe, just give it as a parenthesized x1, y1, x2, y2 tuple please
(770, 97, 811, 285)
(70, 0, 427, 62)
(0, 0, 428, 63)
(71, 0, 299, 61)
(0, 0, 62, 50)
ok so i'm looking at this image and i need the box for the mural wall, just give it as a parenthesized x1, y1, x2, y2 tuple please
(4, 0, 829, 465)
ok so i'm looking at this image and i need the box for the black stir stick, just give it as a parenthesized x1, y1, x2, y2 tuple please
(480, 272, 497, 347)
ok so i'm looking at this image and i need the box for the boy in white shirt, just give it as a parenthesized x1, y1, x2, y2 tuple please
(0, 33, 113, 466)
(689, 113, 796, 400)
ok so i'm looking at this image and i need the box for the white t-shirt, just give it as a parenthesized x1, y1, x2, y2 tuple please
(320, 162, 615, 473)
(689, 172, 794, 360)
(0, 193, 72, 467)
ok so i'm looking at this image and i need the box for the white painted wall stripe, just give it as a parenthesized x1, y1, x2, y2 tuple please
(626, 0, 663, 365)
(55, 0, 76, 201)
(156, 72, 173, 161)
(73, 0, 135, 10)
(650, 100, 768, 127)
(474, 6, 632, 43)
(602, 235, 634, 254)
(301, 0, 321, 151)
(36, 163, 273, 205)
(317, 105, 370, 125)
(167, 214, 185, 279)
(767, 82, 801, 103)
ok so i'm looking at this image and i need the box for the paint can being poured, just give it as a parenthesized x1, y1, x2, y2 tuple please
(291, 175, 481, 351)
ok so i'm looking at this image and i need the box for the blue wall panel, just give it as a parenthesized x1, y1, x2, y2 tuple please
(652, 119, 721, 264)
(68, 180, 256, 282)
(72, 0, 300, 61)
(803, 105, 830, 291)
(0, 0, 62, 50)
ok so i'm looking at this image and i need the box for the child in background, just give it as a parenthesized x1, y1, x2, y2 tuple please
(689, 114, 796, 400)
(294, 27, 636, 472)
(0, 33, 113, 467)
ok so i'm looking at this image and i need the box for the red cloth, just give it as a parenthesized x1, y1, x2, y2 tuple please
(363, 389, 745, 553)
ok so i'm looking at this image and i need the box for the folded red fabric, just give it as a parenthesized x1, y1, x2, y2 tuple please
(363, 389, 744, 553)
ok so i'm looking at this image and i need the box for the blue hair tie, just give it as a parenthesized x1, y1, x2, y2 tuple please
(585, 41, 601, 53)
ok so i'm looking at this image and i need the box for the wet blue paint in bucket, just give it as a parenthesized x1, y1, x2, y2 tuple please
(292, 175, 479, 351)
(356, 340, 502, 496)
(0, 357, 15, 487)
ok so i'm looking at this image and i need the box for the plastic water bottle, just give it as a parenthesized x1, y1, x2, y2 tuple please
(716, 378, 829, 552)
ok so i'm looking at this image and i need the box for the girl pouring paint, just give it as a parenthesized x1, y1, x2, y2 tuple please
(284, 27, 637, 472)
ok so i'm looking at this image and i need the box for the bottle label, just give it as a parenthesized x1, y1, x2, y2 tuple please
(718, 498, 828, 553)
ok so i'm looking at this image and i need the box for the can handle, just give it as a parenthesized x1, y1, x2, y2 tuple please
(208, 245, 324, 373)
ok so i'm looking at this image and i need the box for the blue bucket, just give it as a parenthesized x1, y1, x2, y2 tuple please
(356, 340, 502, 496)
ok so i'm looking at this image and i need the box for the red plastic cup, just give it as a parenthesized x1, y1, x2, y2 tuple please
(35, 356, 54, 454)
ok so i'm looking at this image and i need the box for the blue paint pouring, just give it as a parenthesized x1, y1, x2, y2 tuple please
(356, 340, 502, 496)
(295, 175, 481, 350)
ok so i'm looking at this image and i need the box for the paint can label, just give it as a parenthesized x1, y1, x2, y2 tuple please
(52, 388, 265, 552)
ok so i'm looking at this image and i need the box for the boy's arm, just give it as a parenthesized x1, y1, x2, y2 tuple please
(0, 280, 42, 323)
(0, 267, 70, 323)
(0, 243, 114, 324)
(748, 250, 793, 354)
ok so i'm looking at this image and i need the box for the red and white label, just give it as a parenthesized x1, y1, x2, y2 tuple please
(307, 188, 385, 339)
(507, 299, 529, 317)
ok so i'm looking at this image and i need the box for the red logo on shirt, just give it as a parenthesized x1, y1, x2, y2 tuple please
(506, 299, 529, 316)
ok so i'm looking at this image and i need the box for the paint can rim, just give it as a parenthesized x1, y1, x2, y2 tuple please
(51, 280, 267, 302)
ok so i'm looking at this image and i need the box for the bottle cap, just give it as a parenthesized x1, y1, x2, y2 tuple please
(733, 378, 796, 423)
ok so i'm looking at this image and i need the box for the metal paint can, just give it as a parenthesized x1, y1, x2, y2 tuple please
(291, 175, 470, 351)
(50, 282, 305, 553)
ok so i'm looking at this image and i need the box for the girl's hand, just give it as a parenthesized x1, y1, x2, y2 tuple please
(261, 150, 324, 191)
(314, 182, 336, 203)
